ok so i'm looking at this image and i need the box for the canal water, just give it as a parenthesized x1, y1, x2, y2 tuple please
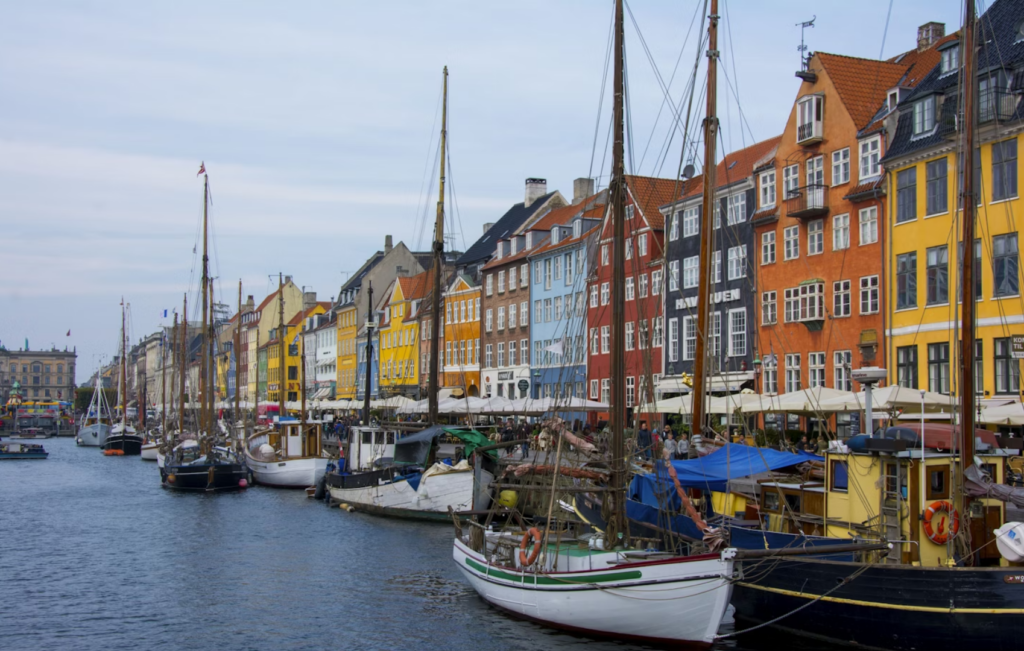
(0, 439, 821, 651)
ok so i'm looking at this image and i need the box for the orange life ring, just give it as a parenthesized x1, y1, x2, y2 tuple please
(519, 527, 542, 566)
(923, 500, 959, 545)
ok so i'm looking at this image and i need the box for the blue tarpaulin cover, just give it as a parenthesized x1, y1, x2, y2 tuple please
(630, 444, 822, 509)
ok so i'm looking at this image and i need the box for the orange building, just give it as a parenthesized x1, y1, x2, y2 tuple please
(442, 274, 481, 397)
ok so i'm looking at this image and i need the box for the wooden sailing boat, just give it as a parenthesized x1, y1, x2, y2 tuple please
(77, 374, 114, 447)
(103, 301, 143, 455)
(160, 168, 248, 491)
(453, 2, 736, 644)
(244, 273, 327, 488)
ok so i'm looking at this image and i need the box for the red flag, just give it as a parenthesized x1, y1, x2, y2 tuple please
(197, 162, 206, 177)
(66, 330, 71, 336)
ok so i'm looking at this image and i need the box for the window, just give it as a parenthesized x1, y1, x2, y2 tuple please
(994, 233, 1019, 297)
(625, 277, 635, 301)
(639, 319, 650, 350)
(485, 309, 493, 332)
(633, 272, 646, 298)
(762, 231, 776, 265)
(799, 282, 825, 320)
(590, 379, 599, 400)
(928, 342, 950, 394)
(860, 275, 879, 314)
(652, 269, 662, 295)
(534, 261, 542, 283)
(896, 345, 918, 388)
(709, 312, 722, 358)
(859, 206, 878, 245)
(912, 96, 936, 135)
(521, 263, 529, 287)
(666, 318, 679, 362)
(993, 139, 1018, 201)
(728, 308, 746, 357)
(625, 238, 633, 260)
(896, 252, 917, 309)
(940, 45, 958, 75)
(926, 245, 949, 305)
(783, 164, 800, 198)
(995, 338, 1021, 394)
(833, 280, 851, 317)
(508, 303, 517, 328)
(460, 300, 467, 322)
(638, 233, 648, 257)
(727, 193, 746, 225)
(564, 253, 574, 285)
(925, 158, 948, 216)
(498, 270, 506, 293)
(896, 168, 917, 223)
(508, 340, 516, 366)
(669, 212, 680, 240)
(834, 350, 852, 391)
(784, 226, 799, 260)
(509, 266, 517, 289)
(683, 256, 699, 289)
(763, 357, 778, 394)
(669, 260, 680, 291)
(683, 316, 697, 360)
(485, 344, 493, 368)
(796, 95, 823, 142)
(625, 322, 635, 350)
(520, 301, 528, 326)
(543, 299, 552, 322)
(727, 245, 747, 280)
(625, 376, 635, 407)
(859, 136, 881, 180)
(590, 329, 598, 355)
(626, 205, 635, 220)
(809, 352, 826, 388)
(785, 354, 802, 393)
(485, 274, 493, 296)
(600, 283, 610, 306)
(762, 291, 777, 325)
(554, 255, 562, 280)
(760, 170, 776, 208)
(833, 214, 849, 250)
(554, 296, 564, 321)
(807, 220, 823, 255)
(601, 379, 610, 404)
(600, 326, 610, 354)
(683, 206, 700, 237)
(784, 288, 799, 322)
(653, 316, 663, 347)
(589, 287, 597, 308)
(497, 342, 505, 368)
(601, 245, 609, 266)
(806, 155, 824, 188)
(713, 250, 722, 283)
(832, 148, 850, 186)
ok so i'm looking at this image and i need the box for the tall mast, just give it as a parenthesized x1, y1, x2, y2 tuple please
(235, 280, 241, 437)
(168, 313, 177, 444)
(199, 174, 210, 444)
(300, 304, 307, 443)
(161, 318, 168, 437)
(692, 0, 720, 443)
(959, 0, 978, 481)
(606, 0, 628, 546)
(364, 281, 374, 425)
(120, 300, 127, 432)
(277, 273, 286, 424)
(428, 66, 448, 424)
(208, 276, 215, 442)
(179, 293, 187, 433)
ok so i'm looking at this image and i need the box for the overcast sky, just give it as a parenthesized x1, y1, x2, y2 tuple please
(0, 0, 963, 380)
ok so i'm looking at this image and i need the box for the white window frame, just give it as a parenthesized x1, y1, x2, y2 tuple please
(833, 213, 850, 250)
(683, 206, 700, 237)
(833, 279, 851, 318)
(859, 135, 882, 181)
(832, 147, 850, 186)
(784, 225, 799, 260)
(683, 256, 699, 289)
(762, 231, 776, 265)
(759, 170, 776, 208)
(727, 244, 747, 281)
(761, 291, 777, 325)
(807, 219, 824, 255)
(859, 206, 878, 245)
(860, 275, 879, 314)
(727, 308, 747, 357)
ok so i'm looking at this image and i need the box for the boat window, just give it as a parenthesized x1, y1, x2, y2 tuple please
(362, 431, 372, 444)
(830, 461, 848, 492)
(927, 466, 949, 499)
(784, 492, 801, 513)
(763, 491, 780, 512)
(386, 432, 395, 444)
(374, 431, 384, 445)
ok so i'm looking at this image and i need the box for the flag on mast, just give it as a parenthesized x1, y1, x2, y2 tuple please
(66, 330, 71, 336)
(197, 162, 205, 176)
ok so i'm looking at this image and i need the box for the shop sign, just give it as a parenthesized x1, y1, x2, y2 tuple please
(675, 288, 740, 310)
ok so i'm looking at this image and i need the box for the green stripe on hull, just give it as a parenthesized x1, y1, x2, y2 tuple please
(465, 557, 642, 585)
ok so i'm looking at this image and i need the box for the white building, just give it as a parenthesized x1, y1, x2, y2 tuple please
(304, 312, 337, 400)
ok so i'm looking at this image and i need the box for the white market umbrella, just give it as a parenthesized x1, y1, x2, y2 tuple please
(978, 401, 1024, 426)
(817, 385, 956, 413)
(740, 387, 853, 414)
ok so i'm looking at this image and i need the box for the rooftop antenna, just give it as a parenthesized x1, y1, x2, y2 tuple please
(797, 16, 816, 70)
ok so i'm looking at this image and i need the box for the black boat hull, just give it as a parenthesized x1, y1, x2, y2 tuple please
(732, 557, 1024, 651)
(161, 463, 249, 492)
(102, 435, 143, 455)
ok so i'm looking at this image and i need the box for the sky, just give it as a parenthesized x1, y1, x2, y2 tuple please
(0, 0, 964, 380)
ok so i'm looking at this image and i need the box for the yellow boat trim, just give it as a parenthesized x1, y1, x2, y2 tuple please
(736, 581, 1024, 614)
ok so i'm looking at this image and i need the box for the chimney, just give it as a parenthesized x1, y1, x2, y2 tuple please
(384, 234, 393, 254)
(917, 22, 944, 51)
(572, 177, 595, 205)
(525, 178, 547, 207)
(482, 222, 495, 235)
(303, 291, 317, 311)
(244, 295, 255, 313)
(284, 275, 293, 285)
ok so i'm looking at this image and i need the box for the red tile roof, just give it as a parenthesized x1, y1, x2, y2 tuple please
(625, 175, 686, 230)
(287, 302, 332, 326)
(679, 136, 782, 200)
(398, 269, 432, 301)
(528, 223, 601, 258)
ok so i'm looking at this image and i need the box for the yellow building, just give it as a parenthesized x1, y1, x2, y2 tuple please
(377, 272, 430, 398)
(267, 303, 328, 404)
(884, 57, 1022, 399)
(336, 305, 358, 400)
(246, 279, 304, 405)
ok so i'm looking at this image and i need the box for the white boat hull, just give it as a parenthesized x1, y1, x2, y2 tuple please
(141, 443, 160, 461)
(247, 454, 328, 488)
(76, 423, 110, 447)
(327, 467, 473, 520)
(453, 536, 734, 646)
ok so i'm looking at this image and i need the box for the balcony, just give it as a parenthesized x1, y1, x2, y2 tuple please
(797, 121, 823, 144)
(979, 89, 1021, 124)
(785, 184, 829, 219)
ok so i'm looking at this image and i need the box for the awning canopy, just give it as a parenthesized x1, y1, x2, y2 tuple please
(393, 425, 496, 466)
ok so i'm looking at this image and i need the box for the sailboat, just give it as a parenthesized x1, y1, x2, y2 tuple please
(453, 2, 736, 644)
(244, 274, 327, 488)
(325, 67, 493, 518)
(103, 302, 143, 455)
(77, 375, 113, 447)
(160, 168, 249, 491)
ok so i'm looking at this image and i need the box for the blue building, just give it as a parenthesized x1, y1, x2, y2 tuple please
(527, 188, 604, 416)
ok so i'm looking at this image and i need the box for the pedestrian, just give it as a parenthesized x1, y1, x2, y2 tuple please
(816, 435, 829, 454)
(676, 432, 689, 460)
(636, 420, 652, 460)
(798, 435, 810, 452)
(689, 430, 703, 458)
(662, 432, 677, 460)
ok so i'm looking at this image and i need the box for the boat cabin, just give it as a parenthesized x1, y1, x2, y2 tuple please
(346, 426, 396, 471)
(265, 421, 322, 459)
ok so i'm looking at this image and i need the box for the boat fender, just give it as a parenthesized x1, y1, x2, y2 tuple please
(923, 500, 959, 545)
(239, 478, 248, 488)
(519, 527, 543, 566)
(167, 474, 177, 483)
(314, 475, 326, 500)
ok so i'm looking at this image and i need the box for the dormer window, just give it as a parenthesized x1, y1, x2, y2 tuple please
(912, 96, 937, 136)
(510, 237, 517, 255)
(525, 231, 533, 250)
(797, 94, 824, 144)
(496, 242, 504, 260)
(573, 219, 582, 238)
(940, 45, 959, 76)
(887, 89, 899, 111)
(551, 228, 560, 246)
